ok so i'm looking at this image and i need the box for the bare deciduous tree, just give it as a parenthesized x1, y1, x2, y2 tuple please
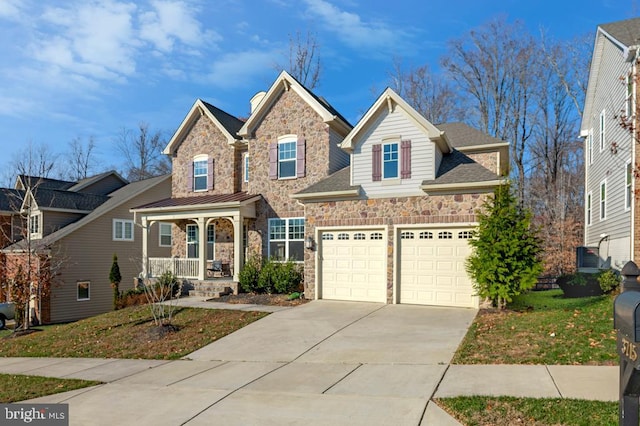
(65, 136, 98, 180)
(10, 142, 60, 180)
(277, 30, 321, 89)
(387, 58, 462, 124)
(116, 122, 170, 181)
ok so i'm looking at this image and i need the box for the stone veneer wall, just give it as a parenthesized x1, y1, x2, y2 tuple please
(171, 114, 243, 198)
(171, 218, 235, 265)
(303, 192, 490, 302)
(245, 89, 340, 258)
(465, 152, 499, 175)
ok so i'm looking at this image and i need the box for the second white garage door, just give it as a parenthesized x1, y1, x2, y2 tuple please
(399, 227, 478, 308)
(319, 229, 387, 303)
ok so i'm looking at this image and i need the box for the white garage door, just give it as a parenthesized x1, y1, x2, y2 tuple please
(319, 229, 387, 303)
(399, 227, 478, 308)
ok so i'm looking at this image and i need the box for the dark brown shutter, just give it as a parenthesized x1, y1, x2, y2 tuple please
(401, 140, 411, 179)
(296, 137, 306, 178)
(269, 142, 278, 180)
(372, 144, 382, 181)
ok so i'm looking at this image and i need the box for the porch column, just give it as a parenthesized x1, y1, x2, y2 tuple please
(197, 217, 207, 280)
(141, 217, 149, 278)
(232, 213, 243, 282)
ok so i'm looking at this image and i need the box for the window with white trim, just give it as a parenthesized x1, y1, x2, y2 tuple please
(322, 233, 334, 240)
(627, 73, 635, 118)
(419, 231, 433, 239)
(29, 212, 41, 238)
(159, 223, 172, 247)
(206, 224, 215, 261)
(459, 231, 473, 239)
(586, 192, 592, 226)
(599, 110, 606, 152)
(243, 153, 249, 182)
(383, 142, 399, 179)
(278, 139, 297, 178)
(587, 129, 593, 165)
(600, 180, 607, 220)
(439, 231, 453, 239)
(354, 233, 366, 240)
(268, 218, 304, 261)
(370, 233, 383, 240)
(186, 224, 198, 258)
(193, 158, 208, 191)
(337, 233, 349, 240)
(401, 231, 414, 239)
(77, 281, 90, 301)
(113, 219, 134, 241)
(626, 161, 633, 211)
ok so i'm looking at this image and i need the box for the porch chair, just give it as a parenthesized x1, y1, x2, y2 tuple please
(208, 260, 224, 278)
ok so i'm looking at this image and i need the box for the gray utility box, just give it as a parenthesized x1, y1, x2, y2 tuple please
(614, 289, 640, 425)
(615, 291, 640, 344)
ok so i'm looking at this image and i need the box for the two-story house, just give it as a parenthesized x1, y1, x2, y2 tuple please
(1, 172, 171, 323)
(133, 71, 508, 309)
(581, 17, 640, 269)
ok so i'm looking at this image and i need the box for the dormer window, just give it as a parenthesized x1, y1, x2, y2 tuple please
(29, 213, 41, 238)
(372, 139, 411, 181)
(189, 155, 213, 192)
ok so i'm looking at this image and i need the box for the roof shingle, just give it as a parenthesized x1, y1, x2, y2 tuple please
(601, 17, 640, 47)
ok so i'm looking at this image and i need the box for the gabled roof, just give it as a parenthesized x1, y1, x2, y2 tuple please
(68, 171, 128, 194)
(421, 149, 504, 193)
(238, 70, 352, 138)
(291, 167, 360, 200)
(29, 189, 109, 213)
(16, 175, 75, 191)
(4, 174, 171, 250)
(581, 17, 640, 135)
(0, 189, 23, 214)
(163, 99, 245, 155)
(339, 88, 451, 153)
(436, 122, 507, 149)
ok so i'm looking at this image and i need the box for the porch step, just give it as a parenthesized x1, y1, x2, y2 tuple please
(186, 280, 235, 299)
(189, 290, 232, 299)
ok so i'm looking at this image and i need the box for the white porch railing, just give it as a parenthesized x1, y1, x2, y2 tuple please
(149, 257, 200, 279)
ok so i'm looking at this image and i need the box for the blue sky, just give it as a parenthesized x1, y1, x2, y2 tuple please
(0, 0, 636, 176)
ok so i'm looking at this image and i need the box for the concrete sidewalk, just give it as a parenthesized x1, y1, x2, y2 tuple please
(0, 300, 621, 425)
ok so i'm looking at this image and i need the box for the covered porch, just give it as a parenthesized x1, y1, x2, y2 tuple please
(131, 193, 261, 282)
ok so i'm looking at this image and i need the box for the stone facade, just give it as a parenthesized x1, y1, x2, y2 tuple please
(465, 152, 499, 175)
(302, 192, 490, 301)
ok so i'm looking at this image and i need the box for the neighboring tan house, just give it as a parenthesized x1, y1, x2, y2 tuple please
(133, 71, 508, 309)
(1, 172, 171, 323)
(581, 17, 640, 269)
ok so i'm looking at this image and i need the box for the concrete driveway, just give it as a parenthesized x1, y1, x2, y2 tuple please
(26, 301, 476, 425)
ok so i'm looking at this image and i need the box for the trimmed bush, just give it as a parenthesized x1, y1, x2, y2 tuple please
(239, 255, 262, 293)
(238, 256, 304, 295)
(273, 260, 304, 294)
(597, 268, 621, 293)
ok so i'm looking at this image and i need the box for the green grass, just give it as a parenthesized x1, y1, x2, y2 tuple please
(0, 304, 268, 359)
(437, 396, 618, 426)
(0, 374, 101, 403)
(453, 290, 617, 365)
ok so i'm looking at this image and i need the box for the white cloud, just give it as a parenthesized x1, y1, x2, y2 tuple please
(0, 0, 24, 20)
(301, 0, 411, 55)
(139, 0, 221, 52)
(206, 49, 279, 89)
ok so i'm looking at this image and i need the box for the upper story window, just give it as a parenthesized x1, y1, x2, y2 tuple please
(599, 110, 606, 152)
(113, 219, 134, 241)
(600, 180, 607, 221)
(383, 142, 399, 179)
(188, 155, 213, 192)
(587, 129, 593, 165)
(627, 73, 635, 118)
(626, 161, 632, 211)
(244, 153, 249, 182)
(586, 192, 592, 226)
(29, 212, 41, 239)
(269, 135, 305, 180)
(159, 222, 172, 247)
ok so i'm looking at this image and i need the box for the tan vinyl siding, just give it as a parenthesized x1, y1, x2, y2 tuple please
(584, 36, 632, 257)
(42, 211, 84, 236)
(48, 179, 171, 323)
(352, 107, 434, 198)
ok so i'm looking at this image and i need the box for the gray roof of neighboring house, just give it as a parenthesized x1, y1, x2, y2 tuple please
(437, 122, 506, 148)
(201, 100, 245, 138)
(295, 167, 359, 195)
(5, 174, 171, 250)
(69, 171, 128, 193)
(18, 175, 76, 191)
(0, 189, 23, 212)
(601, 17, 640, 47)
(132, 191, 259, 210)
(33, 189, 110, 211)
(422, 149, 500, 186)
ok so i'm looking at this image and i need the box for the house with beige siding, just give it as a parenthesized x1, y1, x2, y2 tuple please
(133, 71, 508, 309)
(1, 172, 171, 323)
(581, 17, 640, 269)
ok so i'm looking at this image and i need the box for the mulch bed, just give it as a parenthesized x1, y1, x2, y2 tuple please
(212, 293, 309, 307)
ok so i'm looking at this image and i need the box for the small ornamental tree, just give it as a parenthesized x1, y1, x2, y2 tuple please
(109, 254, 122, 309)
(466, 183, 544, 309)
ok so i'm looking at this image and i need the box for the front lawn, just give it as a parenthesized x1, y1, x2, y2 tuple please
(0, 374, 101, 403)
(453, 290, 617, 365)
(0, 305, 268, 359)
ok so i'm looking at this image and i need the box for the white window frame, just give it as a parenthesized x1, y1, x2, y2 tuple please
(600, 180, 607, 221)
(159, 222, 172, 247)
(599, 110, 606, 152)
(587, 129, 593, 165)
(206, 224, 215, 261)
(77, 281, 90, 301)
(586, 192, 592, 226)
(29, 212, 41, 238)
(627, 73, 635, 118)
(626, 160, 633, 211)
(268, 217, 304, 262)
(113, 219, 134, 241)
(278, 135, 297, 179)
(193, 155, 208, 192)
(243, 153, 249, 182)
(382, 141, 399, 179)
(186, 224, 198, 258)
